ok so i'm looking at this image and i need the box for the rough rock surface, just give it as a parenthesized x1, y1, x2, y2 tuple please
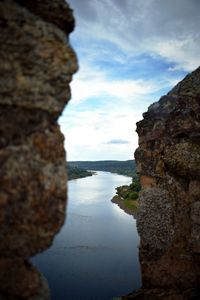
(0, 0, 77, 298)
(121, 287, 200, 300)
(15, 0, 75, 34)
(133, 67, 200, 299)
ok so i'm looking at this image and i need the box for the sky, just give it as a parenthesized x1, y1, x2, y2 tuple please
(59, 0, 200, 161)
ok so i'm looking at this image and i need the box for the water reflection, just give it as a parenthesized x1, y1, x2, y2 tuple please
(32, 172, 141, 300)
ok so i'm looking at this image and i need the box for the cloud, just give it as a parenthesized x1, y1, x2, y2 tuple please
(71, 72, 164, 104)
(68, 0, 200, 71)
(69, 57, 182, 107)
(105, 139, 130, 144)
(59, 105, 141, 160)
(151, 36, 200, 71)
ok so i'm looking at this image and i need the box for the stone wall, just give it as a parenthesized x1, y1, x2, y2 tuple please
(133, 67, 200, 299)
(0, 0, 77, 298)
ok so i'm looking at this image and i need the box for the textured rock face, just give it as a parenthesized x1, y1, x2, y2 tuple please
(0, 0, 77, 116)
(0, 0, 77, 298)
(134, 67, 200, 297)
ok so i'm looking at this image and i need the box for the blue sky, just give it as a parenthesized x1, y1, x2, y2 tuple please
(59, 0, 200, 161)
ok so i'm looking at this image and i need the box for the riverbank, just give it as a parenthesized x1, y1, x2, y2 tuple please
(111, 195, 138, 218)
(67, 165, 95, 180)
(111, 179, 140, 218)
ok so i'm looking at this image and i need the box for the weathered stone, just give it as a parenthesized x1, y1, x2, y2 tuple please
(169, 67, 200, 98)
(0, 258, 50, 299)
(0, 258, 38, 297)
(191, 202, 200, 225)
(190, 202, 200, 253)
(0, 0, 78, 117)
(0, 127, 67, 257)
(164, 142, 200, 179)
(0, 0, 77, 298)
(134, 66, 200, 297)
(140, 175, 156, 188)
(137, 188, 174, 256)
(189, 181, 200, 201)
(15, 0, 75, 34)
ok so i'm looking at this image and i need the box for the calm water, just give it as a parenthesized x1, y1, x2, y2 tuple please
(32, 171, 141, 300)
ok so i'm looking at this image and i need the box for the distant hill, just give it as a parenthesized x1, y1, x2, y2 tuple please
(68, 160, 136, 178)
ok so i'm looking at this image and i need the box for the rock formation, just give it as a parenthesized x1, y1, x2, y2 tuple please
(132, 67, 200, 299)
(0, 0, 77, 298)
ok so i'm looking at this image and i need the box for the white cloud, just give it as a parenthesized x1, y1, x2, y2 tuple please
(105, 139, 130, 144)
(59, 106, 141, 160)
(70, 61, 176, 105)
(69, 0, 200, 71)
(71, 75, 160, 104)
(150, 36, 200, 71)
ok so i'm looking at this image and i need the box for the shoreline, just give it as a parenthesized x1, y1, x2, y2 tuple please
(111, 195, 138, 218)
(68, 171, 97, 181)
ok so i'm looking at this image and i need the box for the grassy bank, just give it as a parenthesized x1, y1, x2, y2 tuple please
(112, 177, 140, 217)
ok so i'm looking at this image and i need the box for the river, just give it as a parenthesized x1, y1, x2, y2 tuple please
(32, 171, 141, 300)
